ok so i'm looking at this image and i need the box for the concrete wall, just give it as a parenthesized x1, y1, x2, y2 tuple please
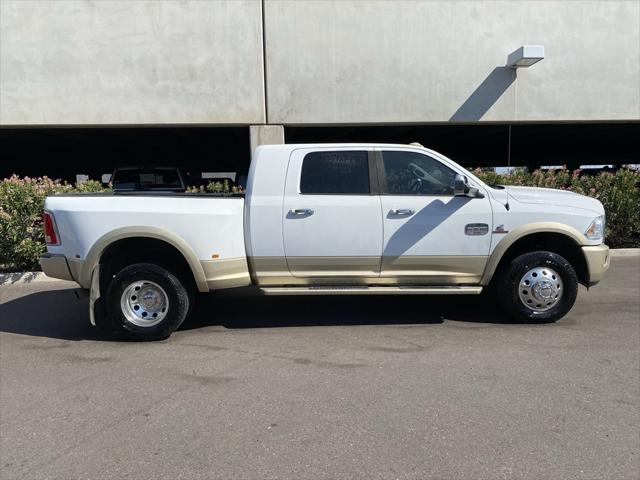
(265, 0, 640, 123)
(1, 0, 638, 125)
(0, 0, 265, 124)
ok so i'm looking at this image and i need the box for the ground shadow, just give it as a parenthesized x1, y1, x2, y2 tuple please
(0, 289, 104, 341)
(0, 287, 513, 341)
(449, 67, 516, 121)
(182, 288, 510, 331)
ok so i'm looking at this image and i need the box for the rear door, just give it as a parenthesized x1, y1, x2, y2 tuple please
(283, 147, 382, 278)
(377, 148, 493, 284)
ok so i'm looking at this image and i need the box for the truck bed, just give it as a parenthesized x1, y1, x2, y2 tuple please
(44, 193, 248, 291)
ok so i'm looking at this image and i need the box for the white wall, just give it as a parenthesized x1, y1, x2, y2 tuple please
(1, 0, 638, 125)
(0, 0, 265, 124)
(265, 0, 640, 123)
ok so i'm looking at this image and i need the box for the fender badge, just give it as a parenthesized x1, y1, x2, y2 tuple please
(493, 224, 509, 234)
(465, 223, 489, 235)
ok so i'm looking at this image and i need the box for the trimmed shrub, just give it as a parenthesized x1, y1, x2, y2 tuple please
(0, 176, 109, 271)
(186, 180, 244, 194)
(471, 167, 640, 248)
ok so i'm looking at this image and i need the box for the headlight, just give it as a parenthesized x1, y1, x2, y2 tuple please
(584, 215, 605, 240)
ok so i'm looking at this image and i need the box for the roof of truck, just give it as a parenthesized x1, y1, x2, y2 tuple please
(254, 143, 443, 159)
(256, 142, 428, 150)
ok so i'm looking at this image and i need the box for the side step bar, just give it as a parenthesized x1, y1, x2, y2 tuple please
(260, 286, 483, 296)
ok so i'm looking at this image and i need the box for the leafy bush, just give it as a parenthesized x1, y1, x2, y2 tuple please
(471, 167, 640, 247)
(186, 180, 245, 194)
(574, 170, 640, 247)
(0, 175, 110, 271)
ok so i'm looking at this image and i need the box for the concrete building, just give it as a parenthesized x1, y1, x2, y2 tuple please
(1, 0, 638, 180)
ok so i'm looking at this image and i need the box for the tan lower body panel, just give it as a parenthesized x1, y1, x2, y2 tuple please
(67, 258, 83, 282)
(248, 256, 294, 286)
(201, 258, 251, 290)
(261, 285, 483, 295)
(381, 255, 487, 285)
(250, 255, 487, 286)
(582, 244, 610, 284)
(39, 254, 74, 282)
(286, 256, 380, 277)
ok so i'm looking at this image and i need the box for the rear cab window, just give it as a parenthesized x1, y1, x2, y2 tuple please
(113, 169, 183, 191)
(300, 151, 370, 194)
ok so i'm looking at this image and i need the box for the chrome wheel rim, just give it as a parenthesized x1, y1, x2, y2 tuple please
(518, 267, 563, 312)
(120, 280, 169, 327)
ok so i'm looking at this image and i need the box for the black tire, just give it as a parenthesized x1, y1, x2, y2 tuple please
(496, 251, 578, 323)
(105, 263, 190, 341)
(185, 284, 197, 319)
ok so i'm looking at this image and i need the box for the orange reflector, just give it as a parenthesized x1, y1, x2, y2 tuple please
(211, 254, 220, 259)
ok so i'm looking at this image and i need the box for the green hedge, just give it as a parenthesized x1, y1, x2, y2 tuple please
(0, 175, 110, 271)
(186, 179, 245, 194)
(471, 167, 640, 248)
(1, 169, 638, 272)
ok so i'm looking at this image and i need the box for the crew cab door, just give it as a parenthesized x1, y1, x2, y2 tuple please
(377, 148, 492, 284)
(283, 148, 382, 278)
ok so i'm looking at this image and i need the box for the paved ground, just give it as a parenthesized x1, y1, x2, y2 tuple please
(1, 257, 638, 480)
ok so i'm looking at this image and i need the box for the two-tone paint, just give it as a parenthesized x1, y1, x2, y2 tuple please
(40, 143, 610, 299)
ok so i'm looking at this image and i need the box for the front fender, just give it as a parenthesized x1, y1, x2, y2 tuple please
(480, 222, 588, 285)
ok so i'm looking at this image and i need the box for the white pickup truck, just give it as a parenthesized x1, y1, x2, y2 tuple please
(40, 143, 610, 340)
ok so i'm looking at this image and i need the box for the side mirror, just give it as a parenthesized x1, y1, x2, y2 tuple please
(453, 174, 468, 196)
(101, 173, 112, 187)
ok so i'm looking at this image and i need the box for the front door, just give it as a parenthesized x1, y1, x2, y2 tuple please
(283, 148, 382, 279)
(377, 148, 493, 284)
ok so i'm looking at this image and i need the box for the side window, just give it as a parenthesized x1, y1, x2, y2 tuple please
(300, 151, 370, 194)
(382, 151, 457, 195)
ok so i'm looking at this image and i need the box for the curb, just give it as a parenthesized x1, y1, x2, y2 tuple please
(608, 248, 640, 257)
(2, 248, 638, 286)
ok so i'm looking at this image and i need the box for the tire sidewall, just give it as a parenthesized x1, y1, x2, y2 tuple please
(106, 263, 189, 340)
(501, 251, 578, 323)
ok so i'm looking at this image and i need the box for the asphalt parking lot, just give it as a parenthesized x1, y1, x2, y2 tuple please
(1, 257, 638, 480)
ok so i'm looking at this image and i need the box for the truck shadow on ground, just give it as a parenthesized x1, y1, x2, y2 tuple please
(0, 286, 513, 341)
(182, 288, 509, 331)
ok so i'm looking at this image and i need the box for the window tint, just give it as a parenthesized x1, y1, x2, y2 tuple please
(113, 169, 182, 190)
(300, 151, 370, 194)
(382, 151, 457, 195)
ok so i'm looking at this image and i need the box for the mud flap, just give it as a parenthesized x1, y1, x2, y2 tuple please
(89, 264, 101, 326)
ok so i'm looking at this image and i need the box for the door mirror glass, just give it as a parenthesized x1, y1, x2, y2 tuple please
(453, 174, 468, 196)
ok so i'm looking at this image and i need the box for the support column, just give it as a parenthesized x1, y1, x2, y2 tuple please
(250, 125, 284, 154)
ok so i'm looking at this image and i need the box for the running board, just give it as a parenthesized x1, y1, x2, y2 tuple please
(260, 286, 483, 296)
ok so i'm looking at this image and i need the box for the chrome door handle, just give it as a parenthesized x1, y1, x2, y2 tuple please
(390, 208, 414, 216)
(289, 208, 314, 216)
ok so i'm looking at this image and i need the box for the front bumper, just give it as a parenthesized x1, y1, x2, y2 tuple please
(39, 253, 74, 281)
(582, 244, 610, 286)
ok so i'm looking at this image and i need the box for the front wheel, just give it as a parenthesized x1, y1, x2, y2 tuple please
(106, 263, 191, 340)
(497, 251, 578, 323)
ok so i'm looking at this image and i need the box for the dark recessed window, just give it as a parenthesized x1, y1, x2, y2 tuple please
(300, 151, 369, 194)
(382, 151, 456, 195)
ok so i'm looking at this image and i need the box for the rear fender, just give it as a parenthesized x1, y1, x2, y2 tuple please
(81, 226, 209, 292)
